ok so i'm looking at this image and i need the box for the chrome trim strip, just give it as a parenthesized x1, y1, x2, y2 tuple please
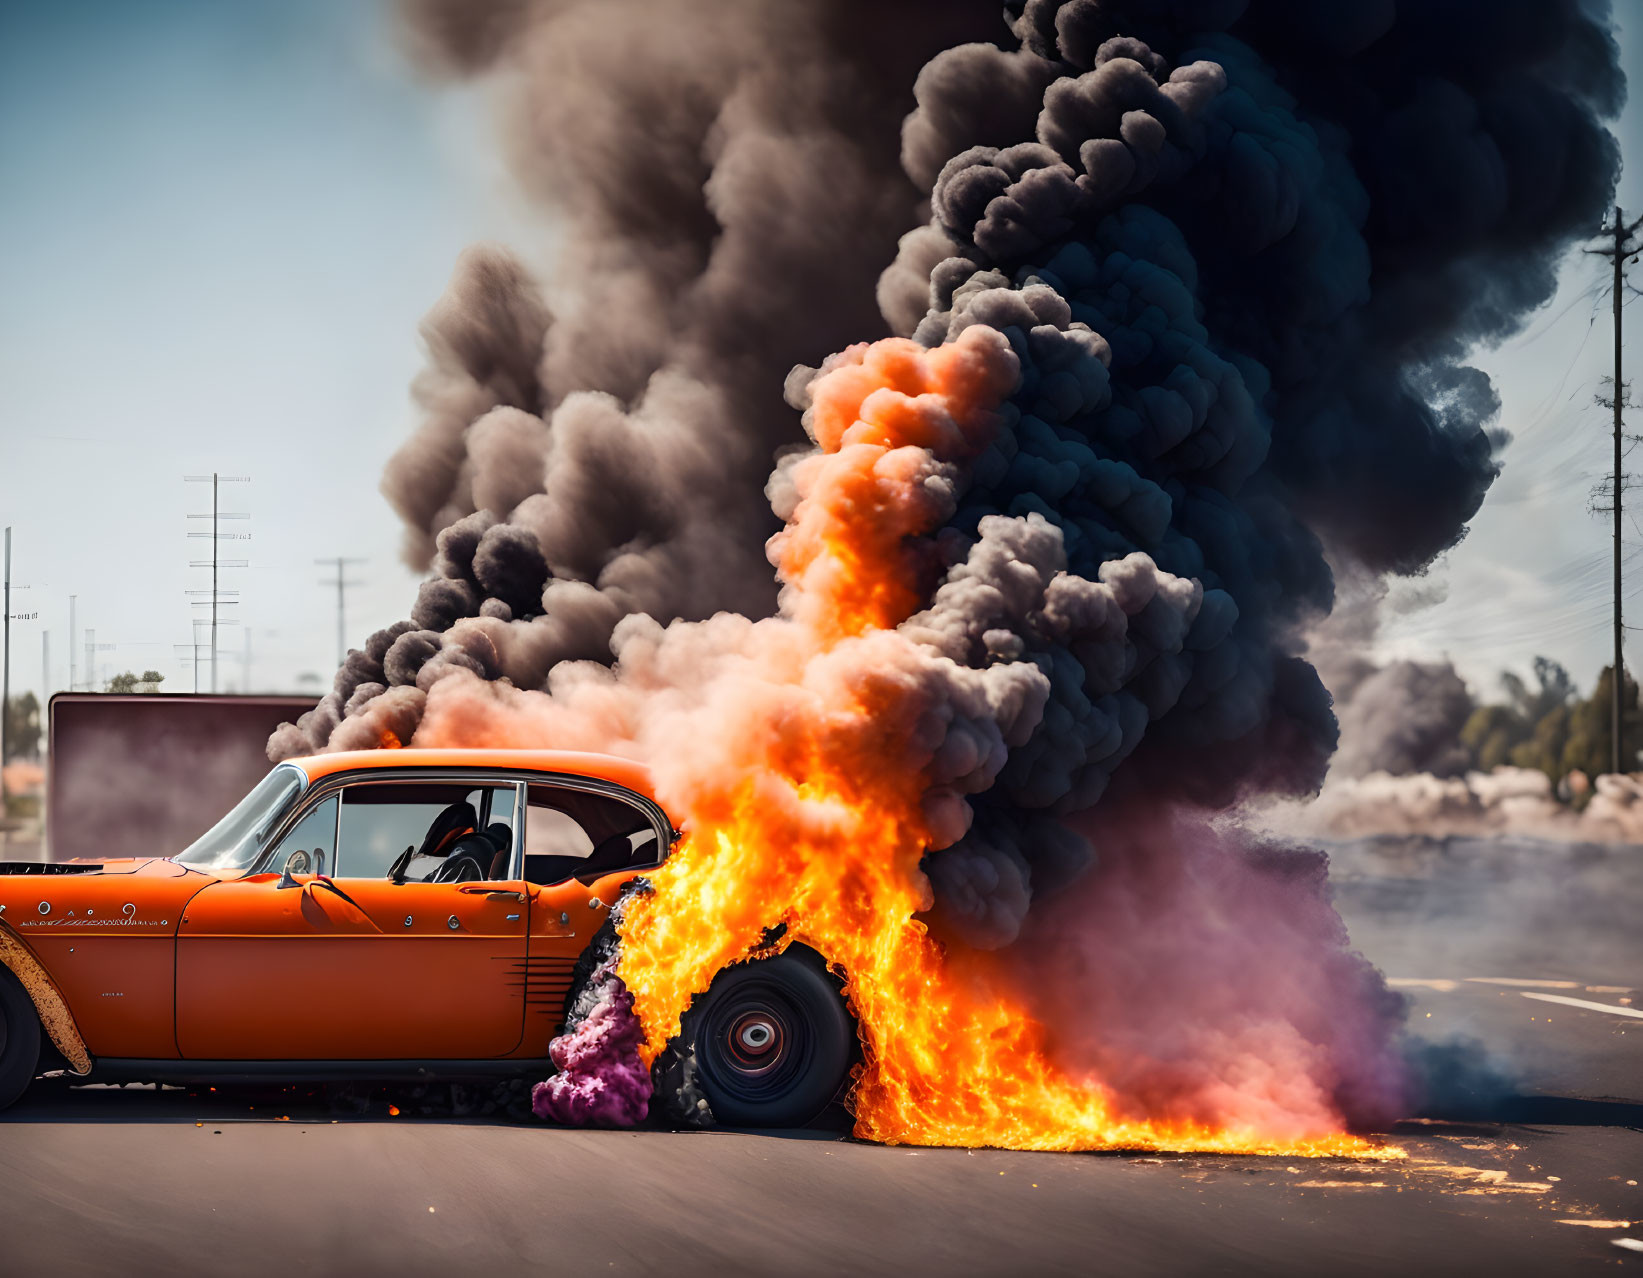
(88, 1057, 554, 1084)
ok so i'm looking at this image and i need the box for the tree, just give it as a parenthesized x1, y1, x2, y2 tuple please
(1458, 657, 1578, 779)
(104, 670, 165, 695)
(1504, 657, 1577, 725)
(1509, 702, 1572, 778)
(2, 691, 41, 761)
(1460, 703, 1521, 772)
(1560, 665, 1643, 778)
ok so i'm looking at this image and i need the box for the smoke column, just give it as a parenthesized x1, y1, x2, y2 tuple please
(272, 0, 1623, 1144)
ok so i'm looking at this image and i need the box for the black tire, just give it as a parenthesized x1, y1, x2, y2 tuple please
(0, 966, 42, 1112)
(673, 949, 854, 1129)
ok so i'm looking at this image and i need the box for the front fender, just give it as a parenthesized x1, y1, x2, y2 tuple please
(0, 920, 93, 1075)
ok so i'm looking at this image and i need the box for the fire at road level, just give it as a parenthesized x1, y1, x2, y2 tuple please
(3, 829, 1638, 1276)
(250, 0, 1627, 1155)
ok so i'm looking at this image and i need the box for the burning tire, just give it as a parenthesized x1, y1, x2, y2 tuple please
(666, 948, 854, 1129)
(0, 966, 42, 1111)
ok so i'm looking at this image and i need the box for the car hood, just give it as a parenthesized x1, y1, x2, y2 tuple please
(0, 857, 192, 878)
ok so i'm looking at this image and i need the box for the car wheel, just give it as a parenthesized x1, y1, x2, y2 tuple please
(0, 966, 42, 1111)
(667, 949, 855, 1129)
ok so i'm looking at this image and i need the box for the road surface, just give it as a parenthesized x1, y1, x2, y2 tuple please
(3, 835, 1639, 1275)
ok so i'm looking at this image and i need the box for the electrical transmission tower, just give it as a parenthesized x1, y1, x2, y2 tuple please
(185, 474, 250, 694)
(1587, 207, 1643, 774)
(316, 558, 366, 669)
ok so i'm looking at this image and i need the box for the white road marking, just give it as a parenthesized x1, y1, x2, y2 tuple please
(1613, 1239, 1643, 1254)
(1520, 992, 1643, 1019)
(1465, 978, 1581, 989)
(1387, 979, 1458, 992)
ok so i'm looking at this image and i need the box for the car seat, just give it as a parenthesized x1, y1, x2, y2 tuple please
(481, 822, 513, 879)
(573, 829, 658, 883)
(417, 801, 478, 859)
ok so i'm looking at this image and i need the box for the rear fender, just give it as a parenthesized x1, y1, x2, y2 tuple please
(0, 920, 93, 1075)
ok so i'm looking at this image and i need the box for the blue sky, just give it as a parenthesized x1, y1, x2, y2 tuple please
(1377, 5, 1643, 695)
(0, 0, 1641, 707)
(0, 0, 537, 696)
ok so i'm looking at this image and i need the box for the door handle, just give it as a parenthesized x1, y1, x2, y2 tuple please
(456, 886, 526, 902)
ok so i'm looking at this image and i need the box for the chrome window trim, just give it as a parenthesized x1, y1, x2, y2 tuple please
(257, 789, 340, 877)
(181, 762, 308, 873)
(252, 766, 673, 881)
(518, 775, 672, 881)
(513, 780, 528, 880)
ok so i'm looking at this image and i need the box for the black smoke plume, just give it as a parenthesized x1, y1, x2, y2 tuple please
(274, 0, 1621, 994)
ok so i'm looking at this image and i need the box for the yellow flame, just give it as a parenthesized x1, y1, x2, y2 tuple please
(605, 328, 1393, 1157)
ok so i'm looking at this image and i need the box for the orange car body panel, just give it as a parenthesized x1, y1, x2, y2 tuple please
(3, 859, 209, 1058)
(0, 749, 669, 1067)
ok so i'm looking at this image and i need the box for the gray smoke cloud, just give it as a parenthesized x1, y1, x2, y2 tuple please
(1306, 557, 1475, 781)
(271, 0, 1004, 760)
(274, 0, 1623, 979)
(1331, 659, 1475, 780)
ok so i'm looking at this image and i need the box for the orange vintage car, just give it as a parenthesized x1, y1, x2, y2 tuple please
(0, 749, 853, 1126)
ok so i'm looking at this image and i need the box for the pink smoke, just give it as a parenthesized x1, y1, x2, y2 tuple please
(1010, 801, 1408, 1139)
(532, 957, 654, 1128)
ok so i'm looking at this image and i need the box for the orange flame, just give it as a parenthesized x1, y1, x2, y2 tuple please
(612, 327, 1395, 1157)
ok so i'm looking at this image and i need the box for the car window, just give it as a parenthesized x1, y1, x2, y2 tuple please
(523, 784, 660, 885)
(263, 794, 339, 876)
(175, 765, 304, 870)
(524, 806, 593, 860)
(334, 781, 518, 881)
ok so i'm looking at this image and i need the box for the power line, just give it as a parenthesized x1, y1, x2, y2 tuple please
(316, 558, 367, 669)
(184, 473, 250, 694)
(1584, 205, 1643, 771)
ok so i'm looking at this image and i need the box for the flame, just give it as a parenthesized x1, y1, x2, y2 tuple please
(613, 327, 1394, 1157)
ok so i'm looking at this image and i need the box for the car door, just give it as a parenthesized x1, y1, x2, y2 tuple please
(175, 776, 530, 1061)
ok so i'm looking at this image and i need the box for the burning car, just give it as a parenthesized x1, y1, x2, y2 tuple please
(0, 748, 855, 1127)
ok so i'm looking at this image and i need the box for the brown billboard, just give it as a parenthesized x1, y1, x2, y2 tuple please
(47, 694, 317, 862)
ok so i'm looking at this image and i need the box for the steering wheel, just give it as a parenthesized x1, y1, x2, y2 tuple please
(431, 854, 485, 885)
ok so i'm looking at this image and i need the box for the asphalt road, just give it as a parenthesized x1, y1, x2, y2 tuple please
(2, 835, 1640, 1276)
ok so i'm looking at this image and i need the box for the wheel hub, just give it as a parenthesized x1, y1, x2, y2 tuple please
(697, 978, 815, 1105)
(730, 1012, 782, 1067)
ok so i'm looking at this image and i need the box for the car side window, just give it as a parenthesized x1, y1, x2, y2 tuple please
(333, 781, 519, 882)
(523, 784, 661, 885)
(263, 794, 339, 877)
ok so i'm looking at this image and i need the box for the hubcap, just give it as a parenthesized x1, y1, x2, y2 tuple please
(728, 1013, 783, 1072)
(697, 978, 814, 1105)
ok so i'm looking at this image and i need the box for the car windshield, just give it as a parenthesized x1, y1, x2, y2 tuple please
(174, 766, 305, 871)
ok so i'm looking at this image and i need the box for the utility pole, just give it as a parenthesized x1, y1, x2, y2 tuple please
(1615, 207, 1627, 777)
(2, 528, 10, 815)
(84, 629, 112, 692)
(185, 473, 249, 694)
(316, 558, 366, 668)
(68, 595, 76, 692)
(1590, 208, 1643, 774)
(0, 530, 31, 815)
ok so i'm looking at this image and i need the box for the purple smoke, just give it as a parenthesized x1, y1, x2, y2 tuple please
(532, 951, 654, 1128)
